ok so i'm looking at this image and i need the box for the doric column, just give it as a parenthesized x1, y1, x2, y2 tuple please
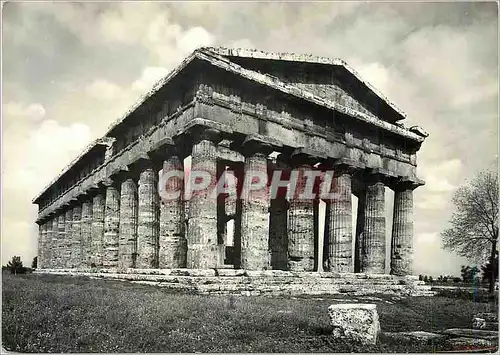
(103, 181, 120, 268)
(325, 166, 354, 272)
(361, 174, 386, 274)
(187, 128, 220, 269)
(91, 192, 105, 268)
(50, 217, 58, 268)
(71, 204, 82, 268)
(52, 212, 65, 268)
(119, 178, 138, 269)
(81, 199, 93, 268)
(287, 155, 316, 272)
(240, 139, 272, 270)
(36, 223, 44, 269)
(159, 155, 186, 268)
(136, 163, 160, 269)
(63, 211, 72, 268)
(390, 180, 417, 276)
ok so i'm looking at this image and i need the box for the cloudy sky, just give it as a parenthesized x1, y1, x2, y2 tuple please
(2, 2, 498, 276)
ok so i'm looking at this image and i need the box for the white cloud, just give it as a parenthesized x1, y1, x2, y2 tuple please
(176, 26, 215, 53)
(85, 80, 124, 101)
(132, 67, 170, 92)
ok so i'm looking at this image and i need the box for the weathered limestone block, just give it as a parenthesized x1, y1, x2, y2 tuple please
(288, 163, 315, 272)
(441, 328, 499, 340)
(103, 184, 120, 268)
(328, 304, 380, 345)
(119, 178, 138, 269)
(390, 183, 414, 276)
(473, 313, 499, 330)
(188, 133, 219, 269)
(71, 205, 82, 268)
(81, 200, 93, 268)
(241, 151, 270, 270)
(63, 211, 72, 268)
(326, 169, 353, 272)
(91, 193, 105, 267)
(159, 156, 187, 268)
(361, 176, 386, 274)
(137, 167, 160, 268)
(269, 197, 288, 270)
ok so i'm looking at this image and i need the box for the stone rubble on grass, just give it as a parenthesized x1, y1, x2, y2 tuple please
(383, 331, 447, 343)
(445, 337, 497, 348)
(328, 303, 380, 345)
(473, 312, 499, 331)
(440, 328, 499, 340)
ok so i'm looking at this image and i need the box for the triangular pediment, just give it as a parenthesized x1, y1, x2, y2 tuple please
(202, 47, 406, 124)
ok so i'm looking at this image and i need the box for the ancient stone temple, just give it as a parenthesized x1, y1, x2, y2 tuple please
(33, 48, 431, 296)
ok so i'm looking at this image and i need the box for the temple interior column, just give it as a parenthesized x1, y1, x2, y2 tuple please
(187, 129, 220, 269)
(103, 182, 120, 268)
(354, 191, 366, 273)
(287, 155, 315, 272)
(137, 163, 160, 268)
(326, 166, 353, 273)
(72, 204, 82, 268)
(81, 199, 93, 268)
(361, 174, 386, 274)
(91, 192, 105, 268)
(63, 210, 72, 268)
(269, 197, 288, 270)
(159, 154, 187, 268)
(119, 178, 138, 269)
(240, 143, 271, 270)
(390, 181, 416, 276)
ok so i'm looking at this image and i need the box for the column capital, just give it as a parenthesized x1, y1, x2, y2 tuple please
(388, 176, 425, 191)
(241, 134, 281, 157)
(363, 168, 396, 185)
(290, 147, 327, 167)
(179, 119, 229, 145)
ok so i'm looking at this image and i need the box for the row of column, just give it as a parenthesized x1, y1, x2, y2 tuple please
(37, 132, 416, 276)
(38, 157, 186, 270)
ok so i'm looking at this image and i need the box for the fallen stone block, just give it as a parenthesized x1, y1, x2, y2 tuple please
(473, 312, 499, 331)
(445, 336, 497, 350)
(328, 303, 380, 345)
(440, 328, 499, 341)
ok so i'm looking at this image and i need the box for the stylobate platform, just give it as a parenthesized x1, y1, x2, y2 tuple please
(35, 269, 435, 297)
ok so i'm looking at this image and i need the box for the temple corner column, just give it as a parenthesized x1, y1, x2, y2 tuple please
(390, 178, 421, 276)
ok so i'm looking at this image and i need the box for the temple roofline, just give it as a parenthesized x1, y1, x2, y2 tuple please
(205, 47, 407, 122)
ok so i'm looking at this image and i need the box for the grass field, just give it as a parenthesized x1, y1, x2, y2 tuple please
(2, 272, 497, 353)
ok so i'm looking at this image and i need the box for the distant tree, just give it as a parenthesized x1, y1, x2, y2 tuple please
(441, 170, 498, 293)
(461, 265, 480, 283)
(418, 274, 423, 281)
(428, 276, 434, 283)
(32, 256, 38, 269)
(453, 277, 462, 283)
(481, 251, 498, 284)
(7, 256, 24, 275)
(423, 275, 428, 282)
